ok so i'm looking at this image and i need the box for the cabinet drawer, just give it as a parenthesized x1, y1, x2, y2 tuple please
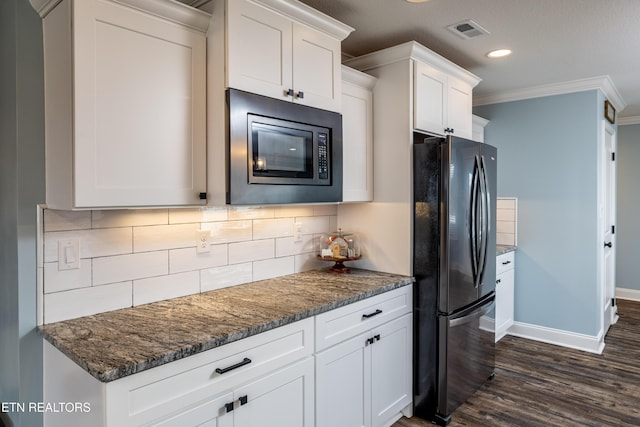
(496, 251, 515, 275)
(315, 285, 412, 352)
(106, 318, 314, 426)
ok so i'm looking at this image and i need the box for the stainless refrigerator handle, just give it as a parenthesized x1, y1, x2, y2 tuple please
(476, 156, 490, 287)
(470, 157, 480, 283)
(449, 301, 494, 327)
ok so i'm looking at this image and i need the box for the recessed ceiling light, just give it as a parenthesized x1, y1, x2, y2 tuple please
(486, 49, 512, 58)
(405, 0, 429, 3)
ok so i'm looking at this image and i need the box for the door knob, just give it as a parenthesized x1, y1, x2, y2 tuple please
(604, 241, 612, 248)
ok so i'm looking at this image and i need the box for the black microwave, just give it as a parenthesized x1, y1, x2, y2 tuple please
(227, 89, 342, 205)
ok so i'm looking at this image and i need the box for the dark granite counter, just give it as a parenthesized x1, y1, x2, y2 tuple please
(39, 268, 413, 383)
(497, 245, 517, 255)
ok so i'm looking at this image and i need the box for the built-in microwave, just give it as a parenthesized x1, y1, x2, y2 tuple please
(227, 89, 342, 205)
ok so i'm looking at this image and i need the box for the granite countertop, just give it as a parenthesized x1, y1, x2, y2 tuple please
(497, 245, 517, 255)
(39, 268, 413, 383)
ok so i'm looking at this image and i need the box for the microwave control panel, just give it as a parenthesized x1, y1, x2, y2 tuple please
(318, 133, 328, 180)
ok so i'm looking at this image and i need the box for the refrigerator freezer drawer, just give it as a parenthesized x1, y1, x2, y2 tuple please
(436, 295, 495, 424)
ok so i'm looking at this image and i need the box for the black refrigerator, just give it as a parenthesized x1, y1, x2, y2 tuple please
(412, 133, 497, 425)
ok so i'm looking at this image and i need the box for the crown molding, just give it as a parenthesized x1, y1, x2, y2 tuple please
(474, 75, 626, 113)
(257, 0, 354, 40)
(618, 116, 640, 126)
(29, 0, 212, 32)
(344, 41, 481, 88)
(342, 65, 376, 89)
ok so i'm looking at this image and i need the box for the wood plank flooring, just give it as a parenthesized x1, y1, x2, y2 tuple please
(393, 299, 640, 427)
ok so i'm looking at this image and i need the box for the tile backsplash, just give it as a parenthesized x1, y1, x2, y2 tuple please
(496, 197, 518, 246)
(41, 205, 337, 323)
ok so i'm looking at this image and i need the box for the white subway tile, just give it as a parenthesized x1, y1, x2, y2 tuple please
(276, 236, 315, 257)
(253, 257, 294, 281)
(201, 263, 253, 292)
(295, 216, 330, 235)
(229, 239, 275, 264)
(329, 215, 338, 233)
(274, 206, 314, 218)
(169, 207, 228, 224)
(44, 281, 132, 323)
(44, 228, 132, 263)
(92, 209, 168, 228)
(202, 220, 253, 244)
(44, 261, 92, 293)
(497, 233, 516, 246)
(134, 223, 200, 252)
(253, 218, 294, 240)
(133, 271, 200, 306)
(497, 220, 515, 234)
(93, 251, 168, 286)
(169, 245, 227, 274)
(44, 210, 91, 232)
(294, 253, 327, 273)
(228, 206, 274, 220)
(497, 198, 516, 209)
(497, 208, 516, 222)
(313, 204, 338, 216)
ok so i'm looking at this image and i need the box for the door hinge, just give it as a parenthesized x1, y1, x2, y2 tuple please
(612, 225, 615, 234)
(612, 297, 616, 307)
(612, 152, 616, 161)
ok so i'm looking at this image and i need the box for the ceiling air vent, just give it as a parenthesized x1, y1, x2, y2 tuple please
(447, 20, 490, 40)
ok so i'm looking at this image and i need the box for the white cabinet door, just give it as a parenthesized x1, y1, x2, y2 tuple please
(446, 76, 473, 140)
(42, 0, 206, 208)
(495, 252, 515, 341)
(70, 0, 206, 207)
(226, 0, 342, 112)
(370, 314, 412, 427)
(292, 23, 341, 111)
(414, 61, 447, 136)
(226, 0, 293, 102)
(234, 358, 314, 427)
(414, 61, 473, 139)
(316, 332, 368, 427)
(152, 392, 234, 427)
(341, 67, 375, 202)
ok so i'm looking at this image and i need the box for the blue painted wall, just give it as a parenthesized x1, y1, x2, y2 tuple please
(475, 91, 602, 336)
(0, 0, 45, 425)
(616, 124, 640, 291)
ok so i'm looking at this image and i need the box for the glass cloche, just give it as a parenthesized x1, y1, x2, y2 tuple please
(316, 229, 361, 273)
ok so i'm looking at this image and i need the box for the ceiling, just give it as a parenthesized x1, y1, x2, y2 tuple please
(293, 0, 640, 119)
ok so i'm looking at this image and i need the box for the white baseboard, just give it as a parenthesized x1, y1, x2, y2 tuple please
(508, 321, 604, 354)
(616, 287, 640, 301)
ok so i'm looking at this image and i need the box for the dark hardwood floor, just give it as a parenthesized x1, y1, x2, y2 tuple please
(393, 299, 640, 427)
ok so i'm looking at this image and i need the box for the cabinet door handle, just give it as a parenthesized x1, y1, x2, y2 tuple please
(496, 278, 501, 284)
(239, 395, 248, 406)
(502, 260, 511, 265)
(374, 334, 381, 342)
(295, 91, 304, 99)
(225, 402, 235, 413)
(362, 309, 382, 319)
(199, 192, 207, 200)
(604, 241, 612, 248)
(285, 88, 294, 97)
(215, 357, 252, 375)
(366, 337, 374, 346)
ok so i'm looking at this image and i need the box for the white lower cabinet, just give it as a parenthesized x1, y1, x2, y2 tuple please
(495, 251, 515, 341)
(315, 286, 413, 427)
(43, 287, 413, 427)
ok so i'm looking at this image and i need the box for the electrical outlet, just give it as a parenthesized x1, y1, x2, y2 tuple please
(196, 229, 211, 254)
(293, 223, 303, 243)
(58, 239, 80, 270)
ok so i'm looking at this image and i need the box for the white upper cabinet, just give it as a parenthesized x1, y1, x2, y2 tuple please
(414, 60, 474, 139)
(225, 0, 353, 112)
(341, 66, 376, 202)
(35, 0, 209, 209)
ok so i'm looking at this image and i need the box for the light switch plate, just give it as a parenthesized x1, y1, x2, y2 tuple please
(196, 229, 211, 254)
(58, 239, 80, 270)
(293, 223, 303, 243)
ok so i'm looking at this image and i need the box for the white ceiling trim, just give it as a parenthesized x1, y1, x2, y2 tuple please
(473, 75, 626, 113)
